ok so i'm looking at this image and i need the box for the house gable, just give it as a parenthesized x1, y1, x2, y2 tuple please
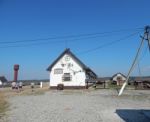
(47, 48, 87, 71)
(112, 73, 126, 81)
(47, 48, 97, 78)
(51, 53, 84, 74)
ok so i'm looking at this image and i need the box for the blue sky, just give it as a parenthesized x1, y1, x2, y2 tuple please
(0, 0, 150, 80)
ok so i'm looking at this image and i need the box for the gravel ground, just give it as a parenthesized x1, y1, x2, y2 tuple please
(2, 89, 150, 122)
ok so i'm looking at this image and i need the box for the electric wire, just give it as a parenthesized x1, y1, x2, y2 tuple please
(0, 27, 143, 44)
(0, 30, 142, 49)
(0, 34, 133, 48)
(77, 31, 141, 55)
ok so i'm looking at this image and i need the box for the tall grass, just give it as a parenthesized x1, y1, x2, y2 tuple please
(0, 92, 9, 119)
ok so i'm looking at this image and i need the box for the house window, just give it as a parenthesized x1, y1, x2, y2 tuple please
(62, 73, 72, 81)
(61, 63, 65, 67)
(117, 76, 122, 81)
(67, 63, 73, 68)
(65, 56, 70, 61)
(54, 68, 63, 74)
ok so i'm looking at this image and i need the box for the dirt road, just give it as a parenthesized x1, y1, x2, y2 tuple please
(2, 89, 150, 122)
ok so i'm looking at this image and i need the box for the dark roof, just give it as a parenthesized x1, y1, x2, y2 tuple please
(111, 72, 127, 79)
(47, 48, 97, 77)
(86, 77, 111, 83)
(0, 76, 8, 83)
(132, 77, 150, 82)
(97, 77, 111, 81)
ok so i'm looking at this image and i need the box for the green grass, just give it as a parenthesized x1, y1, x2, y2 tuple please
(107, 82, 121, 89)
(108, 82, 135, 90)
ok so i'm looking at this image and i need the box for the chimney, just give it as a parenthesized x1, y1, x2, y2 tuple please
(14, 64, 19, 82)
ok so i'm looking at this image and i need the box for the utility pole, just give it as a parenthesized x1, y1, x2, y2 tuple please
(118, 26, 150, 96)
(145, 26, 150, 51)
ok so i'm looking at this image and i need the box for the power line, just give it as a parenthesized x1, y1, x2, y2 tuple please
(0, 27, 142, 44)
(138, 45, 149, 62)
(0, 35, 114, 48)
(136, 45, 148, 76)
(0, 30, 142, 49)
(0, 40, 65, 48)
(0, 35, 117, 48)
(77, 31, 141, 55)
(0, 34, 132, 48)
(137, 62, 142, 76)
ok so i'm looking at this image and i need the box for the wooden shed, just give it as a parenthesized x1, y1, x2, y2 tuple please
(134, 77, 150, 89)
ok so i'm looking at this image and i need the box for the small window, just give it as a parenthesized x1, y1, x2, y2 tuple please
(65, 56, 70, 61)
(62, 73, 72, 81)
(117, 76, 122, 81)
(61, 63, 65, 67)
(54, 68, 63, 74)
(67, 63, 73, 68)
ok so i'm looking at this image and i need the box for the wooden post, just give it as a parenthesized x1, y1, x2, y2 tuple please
(93, 82, 96, 89)
(103, 81, 105, 89)
(86, 81, 88, 89)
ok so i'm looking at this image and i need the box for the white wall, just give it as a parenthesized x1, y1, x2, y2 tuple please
(49, 54, 86, 87)
(0, 80, 2, 86)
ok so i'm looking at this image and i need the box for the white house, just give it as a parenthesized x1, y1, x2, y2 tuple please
(111, 73, 127, 86)
(47, 48, 97, 89)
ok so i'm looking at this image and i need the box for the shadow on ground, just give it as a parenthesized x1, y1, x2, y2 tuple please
(116, 109, 150, 122)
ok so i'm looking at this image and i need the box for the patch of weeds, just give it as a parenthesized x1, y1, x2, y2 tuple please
(62, 90, 84, 95)
(20, 89, 46, 96)
(0, 92, 9, 119)
(118, 94, 149, 101)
